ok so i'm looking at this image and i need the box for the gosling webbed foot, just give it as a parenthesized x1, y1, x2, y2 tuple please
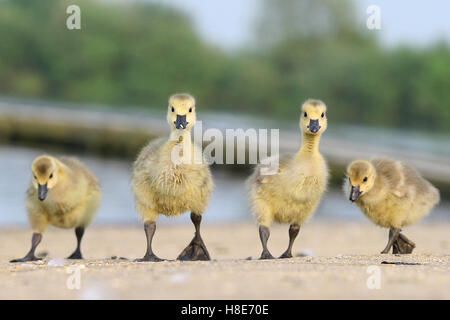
(177, 237, 211, 261)
(279, 251, 293, 259)
(67, 250, 83, 260)
(177, 212, 211, 261)
(11, 233, 43, 263)
(393, 233, 416, 254)
(135, 254, 164, 262)
(259, 250, 275, 260)
(10, 254, 42, 263)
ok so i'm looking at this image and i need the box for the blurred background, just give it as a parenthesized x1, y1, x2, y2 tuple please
(0, 0, 449, 226)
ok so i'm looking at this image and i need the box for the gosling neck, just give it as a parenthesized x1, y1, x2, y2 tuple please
(298, 132, 321, 156)
(169, 128, 192, 144)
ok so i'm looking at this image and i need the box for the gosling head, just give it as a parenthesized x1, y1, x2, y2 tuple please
(31, 156, 59, 201)
(300, 99, 327, 135)
(346, 160, 376, 202)
(167, 93, 196, 131)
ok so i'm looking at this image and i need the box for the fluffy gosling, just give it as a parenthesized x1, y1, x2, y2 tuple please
(131, 93, 213, 262)
(10, 155, 101, 262)
(247, 99, 329, 259)
(345, 158, 440, 254)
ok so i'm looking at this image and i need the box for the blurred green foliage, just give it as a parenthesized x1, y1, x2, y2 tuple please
(0, 0, 449, 131)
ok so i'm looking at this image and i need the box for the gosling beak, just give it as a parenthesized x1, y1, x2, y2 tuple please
(349, 185, 361, 202)
(38, 183, 48, 201)
(307, 119, 321, 133)
(174, 114, 188, 129)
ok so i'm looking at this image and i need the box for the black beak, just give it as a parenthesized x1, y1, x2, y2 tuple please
(307, 119, 321, 133)
(174, 114, 188, 129)
(349, 185, 361, 202)
(38, 183, 48, 201)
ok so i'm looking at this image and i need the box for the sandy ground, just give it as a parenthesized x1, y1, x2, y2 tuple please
(0, 221, 449, 299)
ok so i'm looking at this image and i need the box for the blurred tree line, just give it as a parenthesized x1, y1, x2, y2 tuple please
(0, 0, 449, 131)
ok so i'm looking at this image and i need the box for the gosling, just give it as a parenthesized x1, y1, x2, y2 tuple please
(131, 93, 213, 262)
(247, 99, 329, 259)
(10, 155, 101, 262)
(345, 158, 440, 254)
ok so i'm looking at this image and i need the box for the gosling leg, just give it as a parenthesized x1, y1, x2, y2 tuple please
(279, 224, 300, 259)
(136, 221, 164, 262)
(177, 212, 211, 261)
(259, 225, 275, 260)
(393, 232, 416, 254)
(381, 227, 400, 254)
(67, 227, 85, 259)
(10, 233, 43, 263)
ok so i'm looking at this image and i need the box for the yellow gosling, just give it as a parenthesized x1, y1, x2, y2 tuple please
(131, 93, 213, 261)
(10, 155, 101, 262)
(247, 99, 329, 259)
(345, 158, 440, 254)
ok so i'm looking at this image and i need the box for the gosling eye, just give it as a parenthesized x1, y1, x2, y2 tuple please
(33, 175, 37, 180)
(363, 177, 368, 182)
(189, 107, 192, 113)
(171, 106, 175, 112)
(304, 112, 307, 118)
(49, 173, 53, 179)
(321, 112, 325, 118)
